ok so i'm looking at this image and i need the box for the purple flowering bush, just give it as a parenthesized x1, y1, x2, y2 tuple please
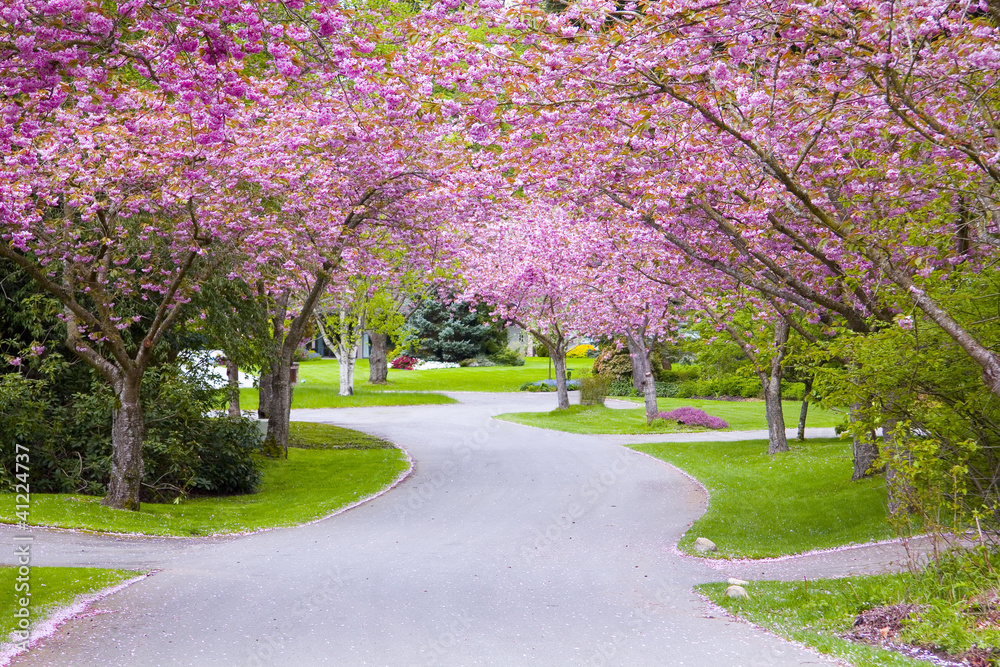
(658, 407, 729, 429)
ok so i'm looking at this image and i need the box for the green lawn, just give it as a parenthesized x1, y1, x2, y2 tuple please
(699, 551, 1000, 666)
(631, 438, 890, 558)
(0, 567, 141, 640)
(239, 357, 596, 410)
(498, 398, 843, 435)
(0, 424, 409, 537)
(239, 385, 458, 411)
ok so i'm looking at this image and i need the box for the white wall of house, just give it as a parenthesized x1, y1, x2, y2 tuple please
(506, 325, 534, 356)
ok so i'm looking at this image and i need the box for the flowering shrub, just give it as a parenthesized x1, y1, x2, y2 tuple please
(658, 407, 729, 430)
(390, 355, 419, 370)
(567, 344, 598, 359)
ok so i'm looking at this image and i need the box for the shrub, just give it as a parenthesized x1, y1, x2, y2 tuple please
(520, 379, 581, 392)
(658, 366, 701, 383)
(607, 380, 637, 397)
(490, 347, 525, 366)
(658, 407, 729, 429)
(580, 376, 609, 406)
(0, 364, 262, 501)
(592, 344, 667, 384)
(674, 376, 765, 399)
(390, 355, 419, 370)
(567, 344, 597, 359)
(607, 380, 682, 398)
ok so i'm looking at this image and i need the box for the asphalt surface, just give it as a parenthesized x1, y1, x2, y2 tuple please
(3, 392, 908, 666)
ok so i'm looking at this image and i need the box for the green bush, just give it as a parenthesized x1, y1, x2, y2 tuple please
(0, 364, 262, 501)
(607, 380, 685, 398)
(580, 376, 609, 406)
(607, 380, 636, 397)
(490, 346, 525, 366)
(658, 366, 701, 383)
(592, 345, 668, 384)
(668, 375, 805, 400)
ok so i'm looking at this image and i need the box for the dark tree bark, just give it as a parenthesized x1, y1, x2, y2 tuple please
(797, 376, 813, 441)
(368, 331, 389, 384)
(626, 332, 659, 424)
(850, 402, 881, 481)
(852, 436, 881, 481)
(257, 370, 272, 420)
(102, 374, 144, 511)
(264, 269, 331, 456)
(226, 358, 240, 418)
(264, 356, 292, 458)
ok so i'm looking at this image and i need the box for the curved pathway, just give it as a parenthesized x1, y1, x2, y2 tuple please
(3, 393, 907, 666)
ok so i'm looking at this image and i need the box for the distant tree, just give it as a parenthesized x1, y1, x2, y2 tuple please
(408, 299, 507, 363)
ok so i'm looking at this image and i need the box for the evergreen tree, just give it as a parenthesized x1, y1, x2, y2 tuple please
(408, 299, 506, 362)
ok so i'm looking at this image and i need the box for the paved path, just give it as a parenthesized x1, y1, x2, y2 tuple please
(3, 393, 907, 666)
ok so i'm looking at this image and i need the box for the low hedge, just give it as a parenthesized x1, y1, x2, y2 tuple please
(606, 376, 807, 401)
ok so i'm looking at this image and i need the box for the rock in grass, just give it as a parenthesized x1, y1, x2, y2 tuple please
(727, 578, 749, 586)
(725, 585, 749, 600)
(693, 537, 717, 553)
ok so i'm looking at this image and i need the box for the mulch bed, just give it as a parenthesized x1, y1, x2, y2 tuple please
(842, 600, 998, 667)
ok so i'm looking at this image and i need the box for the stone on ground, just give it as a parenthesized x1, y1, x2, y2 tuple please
(694, 537, 717, 553)
(725, 585, 749, 600)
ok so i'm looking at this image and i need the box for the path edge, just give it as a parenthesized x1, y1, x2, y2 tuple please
(0, 571, 152, 667)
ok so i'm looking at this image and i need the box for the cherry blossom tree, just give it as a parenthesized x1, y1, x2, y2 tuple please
(0, 1, 320, 509)
(417, 0, 1000, 403)
(458, 205, 585, 410)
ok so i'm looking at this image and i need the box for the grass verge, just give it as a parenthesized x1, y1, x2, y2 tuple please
(238, 357, 596, 410)
(498, 399, 843, 435)
(699, 549, 1000, 666)
(0, 424, 408, 537)
(0, 567, 141, 641)
(630, 438, 890, 558)
(239, 385, 457, 411)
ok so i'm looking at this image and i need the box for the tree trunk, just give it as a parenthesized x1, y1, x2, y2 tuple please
(627, 342, 645, 395)
(368, 331, 389, 384)
(264, 354, 292, 458)
(797, 376, 813, 441)
(257, 370, 272, 420)
(642, 370, 658, 424)
(852, 435, 880, 481)
(335, 333, 357, 396)
(762, 321, 790, 454)
(338, 345, 356, 396)
(761, 370, 789, 454)
(550, 342, 570, 410)
(849, 402, 880, 480)
(226, 358, 240, 418)
(626, 333, 658, 424)
(102, 374, 145, 510)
